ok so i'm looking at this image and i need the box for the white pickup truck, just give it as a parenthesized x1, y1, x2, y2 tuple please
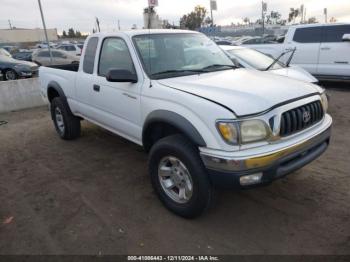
(243, 23, 350, 81)
(40, 30, 332, 218)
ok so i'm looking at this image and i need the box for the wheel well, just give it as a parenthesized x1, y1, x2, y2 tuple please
(47, 87, 60, 103)
(143, 122, 191, 152)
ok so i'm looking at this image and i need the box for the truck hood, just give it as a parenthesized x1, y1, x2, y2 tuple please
(158, 69, 322, 117)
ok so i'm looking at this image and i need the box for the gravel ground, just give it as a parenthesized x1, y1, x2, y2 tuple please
(0, 83, 349, 255)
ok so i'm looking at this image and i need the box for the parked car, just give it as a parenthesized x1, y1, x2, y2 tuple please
(215, 40, 233, 46)
(220, 45, 318, 83)
(12, 51, 33, 62)
(0, 70, 3, 81)
(0, 48, 12, 58)
(0, 55, 39, 80)
(32, 49, 79, 66)
(243, 23, 350, 81)
(56, 44, 82, 56)
(40, 30, 331, 218)
(1, 45, 18, 54)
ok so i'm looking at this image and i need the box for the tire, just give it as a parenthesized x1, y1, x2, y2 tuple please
(50, 97, 81, 140)
(149, 134, 212, 218)
(4, 69, 18, 81)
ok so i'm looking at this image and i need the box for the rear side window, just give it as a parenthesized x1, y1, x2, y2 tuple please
(83, 37, 98, 74)
(66, 45, 76, 51)
(293, 27, 323, 43)
(323, 25, 350, 43)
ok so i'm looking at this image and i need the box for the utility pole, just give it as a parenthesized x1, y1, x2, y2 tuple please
(8, 20, 12, 30)
(324, 8, 328, 23)
(37, 0, 53, 64)
(118, 19, 121, 30)
(95, 17, 101, 32)
(210, 0, 217, 26)
(262, 1, 267, 36)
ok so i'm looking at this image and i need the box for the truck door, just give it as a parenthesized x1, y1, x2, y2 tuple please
(317, 24, 350, 78)
(285, 26, 323, 75)
(75, 37, 99, 117)
(92, 37, 143, 142)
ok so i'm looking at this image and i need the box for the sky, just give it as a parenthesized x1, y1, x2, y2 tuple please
(0, 0, 350, 34)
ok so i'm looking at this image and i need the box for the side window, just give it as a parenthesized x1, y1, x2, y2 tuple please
(98, 38, 135, 77)
(83, 37, 98, 74)
(293, 27, 323, 43)
(38, 51, 49, 57)
(66, 45, 76, 51)
(324, 25, 350, 43)
(52, 51, 65, 58)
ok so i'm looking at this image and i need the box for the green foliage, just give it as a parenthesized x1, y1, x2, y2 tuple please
(180, 5, 207, 30)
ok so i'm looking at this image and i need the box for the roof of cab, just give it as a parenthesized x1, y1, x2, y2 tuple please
(91, 29, 199, 38)
(289, 22, 350, 29)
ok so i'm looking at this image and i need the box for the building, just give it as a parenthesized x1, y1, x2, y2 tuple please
(0, 28, 58, 44)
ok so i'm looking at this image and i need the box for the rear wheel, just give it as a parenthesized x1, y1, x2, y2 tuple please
(149, 135, 212, 218)
(50, 97, 81, 140)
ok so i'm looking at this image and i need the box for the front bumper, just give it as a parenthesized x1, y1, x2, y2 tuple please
(200, 115, 332, 189)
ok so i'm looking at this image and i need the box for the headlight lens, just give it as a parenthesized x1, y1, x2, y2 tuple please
(217, 120, 270, 145)
(240, 120, 269, 143)
(320, 92, 328, 113)
(217, 122, 239, 145)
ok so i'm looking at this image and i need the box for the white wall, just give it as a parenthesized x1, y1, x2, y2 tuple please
(0, 29, 58, 44)
(0, 78, 47, 113)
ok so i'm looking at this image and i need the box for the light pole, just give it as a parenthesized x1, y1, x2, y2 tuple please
(37, 0, 53, 64)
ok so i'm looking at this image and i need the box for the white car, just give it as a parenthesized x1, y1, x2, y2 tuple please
(39, 30, 332, 218)
(56, 44, 82, 56)
(243, 23, 350, 81)
(220, 45, 318, 83)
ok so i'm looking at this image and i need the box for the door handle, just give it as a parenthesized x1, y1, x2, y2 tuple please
(93, 84, 100, 92)
(321, 47, 331, 51)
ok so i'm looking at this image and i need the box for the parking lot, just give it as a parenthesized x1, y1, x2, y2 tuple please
(0, 83, 349, 255)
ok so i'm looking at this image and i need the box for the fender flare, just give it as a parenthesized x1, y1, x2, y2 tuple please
(142, 110, 206, 149)
(47, 81, 67, 101)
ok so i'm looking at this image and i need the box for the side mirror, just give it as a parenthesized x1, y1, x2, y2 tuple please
(342, 34, 350, 42)
(231, 58, 241, 67)
(106, 69, 138, 83)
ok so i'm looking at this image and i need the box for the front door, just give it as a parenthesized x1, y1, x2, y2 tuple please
(284, 26, 323, 75)
(317, 24, 350, 77)
(92, 37, 143, 142)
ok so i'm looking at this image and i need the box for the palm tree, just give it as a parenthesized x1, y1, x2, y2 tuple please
(288, 8, 300, 24)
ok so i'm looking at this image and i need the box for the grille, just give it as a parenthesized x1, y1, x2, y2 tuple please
(280, 101, 324, 137)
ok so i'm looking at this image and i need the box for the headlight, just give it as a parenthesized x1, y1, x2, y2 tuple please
(217, 120, 270, 145)
(320, 92, 328, 113)
(240, 120, 269, 143)
(216, 122, 239, 145)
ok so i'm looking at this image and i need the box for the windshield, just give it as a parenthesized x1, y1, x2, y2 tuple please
(133, 33, 235, 79)
(227, 48, 284, 70)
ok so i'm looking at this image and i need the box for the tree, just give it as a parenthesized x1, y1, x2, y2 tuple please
(62, 30, 67, 37)
(270, 11, 282, 24)
(179, 5, 207, 30)
(243, 17, 250, 25)
(307, 17, 318, 24)
(68, 28, 75, 38)
(330, 17, 337, 23)
(75, 30, 82, 38)
(288, 8, 300, 23)
(204, 16, 212, 27)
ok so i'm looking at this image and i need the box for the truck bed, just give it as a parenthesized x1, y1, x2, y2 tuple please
(46, 63, 79, 72)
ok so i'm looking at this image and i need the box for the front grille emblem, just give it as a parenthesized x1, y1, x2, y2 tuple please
(303, 111, 311, 123)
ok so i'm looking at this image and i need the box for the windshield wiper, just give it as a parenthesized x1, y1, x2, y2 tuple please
(151, 69, 206, 77)
(265, 48, 296, 71)
(201, 64, 237, 71)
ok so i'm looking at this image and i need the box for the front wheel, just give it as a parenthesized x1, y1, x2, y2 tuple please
(149, 135, 212, 218)
(4, 69, 18, 81)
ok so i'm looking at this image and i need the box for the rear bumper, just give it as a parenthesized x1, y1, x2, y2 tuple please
(200, 115, 332, 189)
